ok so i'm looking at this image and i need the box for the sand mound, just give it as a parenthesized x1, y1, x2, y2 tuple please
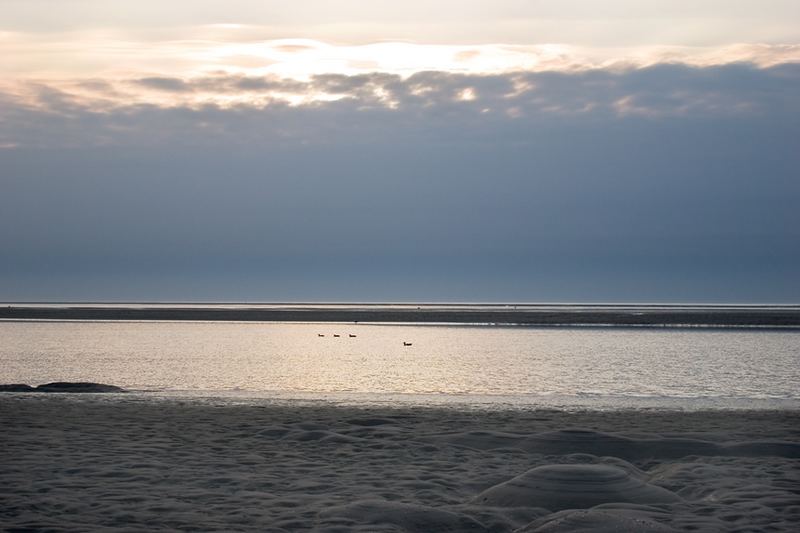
(724, 441, 800, 458)
(527, 429, 636, 452)
(432, 430, 525, 450)
(521, 429, 722, 459)
(345, 417, 396, 426)
(432, 427, 800, 460)
(282, 429, 363, 444)
(317, 500, 486, 531)
(518, 508, 678, 532)
(475, 464, 680, 511)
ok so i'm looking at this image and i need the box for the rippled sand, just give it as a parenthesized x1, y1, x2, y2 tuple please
(2, 396, 798, 531)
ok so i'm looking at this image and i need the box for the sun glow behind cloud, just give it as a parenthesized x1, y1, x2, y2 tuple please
(3, 27, 799, 111)
(6, 30, 800, 78)
(1, 5, 799, 147)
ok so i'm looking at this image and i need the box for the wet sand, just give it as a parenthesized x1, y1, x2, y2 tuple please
(2, 396, 798, 531)
(2, 305, 800, 327)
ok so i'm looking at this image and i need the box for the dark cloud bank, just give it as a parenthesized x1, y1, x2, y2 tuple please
(1, 63, 798, 302)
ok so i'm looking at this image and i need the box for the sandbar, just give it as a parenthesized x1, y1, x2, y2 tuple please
(2, 305, 800, 327)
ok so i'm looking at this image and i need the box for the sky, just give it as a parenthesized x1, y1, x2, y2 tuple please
(1, 1, 798, 302)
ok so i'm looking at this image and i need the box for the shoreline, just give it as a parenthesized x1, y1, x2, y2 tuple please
(6, 389, 799, 412)
(2, 396, 798, 531)
(3, 305, 800, 327)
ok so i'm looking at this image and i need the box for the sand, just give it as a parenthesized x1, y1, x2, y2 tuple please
(1, 396, 798, 531)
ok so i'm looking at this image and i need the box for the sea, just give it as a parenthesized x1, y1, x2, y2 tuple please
(2, 304, 799, 410)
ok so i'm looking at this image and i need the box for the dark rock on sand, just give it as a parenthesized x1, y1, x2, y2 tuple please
(0, 383, 36, 392)
(35, 382, 125, 393)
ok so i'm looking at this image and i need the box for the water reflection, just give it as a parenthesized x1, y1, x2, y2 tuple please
(1, 322, 798, 404)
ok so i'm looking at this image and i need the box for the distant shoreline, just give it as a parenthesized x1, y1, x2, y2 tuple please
(2, 305, 799, 327)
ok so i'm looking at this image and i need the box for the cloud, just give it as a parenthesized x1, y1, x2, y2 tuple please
(1, 61, 798, 301)
(1, 62, 798, 149)
(135, 77, 194, 93)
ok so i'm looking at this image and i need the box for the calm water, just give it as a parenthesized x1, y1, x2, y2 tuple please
(2, 321, 798, 409)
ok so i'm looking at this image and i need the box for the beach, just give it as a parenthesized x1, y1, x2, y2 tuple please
(2, 395, 798, 531)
